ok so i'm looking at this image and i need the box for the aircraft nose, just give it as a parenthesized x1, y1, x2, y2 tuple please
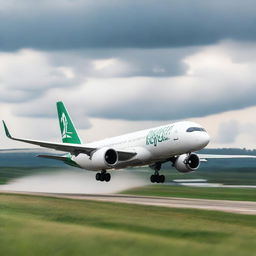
(194, 132, 210, 149)
(201, 132, 210, 147)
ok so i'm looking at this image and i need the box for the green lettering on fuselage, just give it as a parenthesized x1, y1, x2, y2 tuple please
(146, 126, 172, 147)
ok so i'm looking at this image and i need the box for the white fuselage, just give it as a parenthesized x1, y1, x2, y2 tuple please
(72, 121, 210, 171)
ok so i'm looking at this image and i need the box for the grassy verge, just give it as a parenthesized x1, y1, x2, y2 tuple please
(0, 193, 256, 256)
(121, 185, 256, 201)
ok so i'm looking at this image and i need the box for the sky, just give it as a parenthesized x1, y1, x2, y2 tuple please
(1, 0, 256, 149)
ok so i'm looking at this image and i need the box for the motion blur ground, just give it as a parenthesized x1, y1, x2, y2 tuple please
(0, 150, 256, 256)
(0, 193, 256, 256)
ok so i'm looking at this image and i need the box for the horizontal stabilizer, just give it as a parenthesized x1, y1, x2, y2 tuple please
(37, 154, 68, 161)
(37, 154, 81, 168)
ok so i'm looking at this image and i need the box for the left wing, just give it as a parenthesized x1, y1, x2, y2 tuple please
(3, 120, 96, 155)
(2, 121, 136, 161)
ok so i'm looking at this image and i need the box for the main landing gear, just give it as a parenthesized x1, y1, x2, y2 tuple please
(96, 170, 111, 182)
(150, 173, 165, 183)
(150, 162, 165, 183)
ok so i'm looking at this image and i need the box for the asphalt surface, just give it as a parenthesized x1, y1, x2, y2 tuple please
(1, 190, 256, 215)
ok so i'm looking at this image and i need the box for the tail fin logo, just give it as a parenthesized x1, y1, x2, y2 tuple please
(61, 113, 72, 139)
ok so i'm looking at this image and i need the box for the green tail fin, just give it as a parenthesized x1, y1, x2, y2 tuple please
(56, 101, 82, 144)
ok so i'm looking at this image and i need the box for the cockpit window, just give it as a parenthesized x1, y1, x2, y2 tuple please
(186, 127, 206, 132)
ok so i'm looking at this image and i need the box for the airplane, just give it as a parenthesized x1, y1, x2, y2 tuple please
(2, 101, 256, 183)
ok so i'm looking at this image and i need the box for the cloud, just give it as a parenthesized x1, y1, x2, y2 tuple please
(0, 0, 256, 50)
(216, 118, 256, 145)
(12, 88, 92, 130)
(82, 42, 256, 120)
(0, 2, 256, 150)
(2, 47, 194, 112)
(0, 49, 83, 102)
(43, 47, 195, 78)
(191, 106, 256, 149)
(216, 120, 240, 143)
(8, 41, 256, 122)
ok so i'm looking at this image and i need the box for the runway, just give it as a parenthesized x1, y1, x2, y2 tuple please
(1, 190, 256, 215)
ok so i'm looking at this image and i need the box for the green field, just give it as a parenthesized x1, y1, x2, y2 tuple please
(0, 193, 256, 256)
(122, 185, 256, 201)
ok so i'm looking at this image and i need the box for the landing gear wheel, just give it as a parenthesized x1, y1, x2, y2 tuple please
(96, 171, 111, 182)
(100, 174, 105, 182)
(150, 174, 158, 183)
(105, 173, 111, 182)
(150, 175, 155, 183)
(96, 173, 101, 181)
(159, 175, 165, 183)
(150, 174, 165, 183)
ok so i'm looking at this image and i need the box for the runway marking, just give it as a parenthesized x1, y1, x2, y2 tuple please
(1, 190, 256, 215)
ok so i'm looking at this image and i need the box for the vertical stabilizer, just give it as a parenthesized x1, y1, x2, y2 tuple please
(56, 101, 82, 144)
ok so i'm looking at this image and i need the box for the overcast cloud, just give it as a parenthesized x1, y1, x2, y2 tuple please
(9, 42, 256, 122)
(1, 1, 256, 149)
(0, 0, 256, 51)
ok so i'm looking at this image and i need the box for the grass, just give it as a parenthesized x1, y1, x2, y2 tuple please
(0, 193, 256, 256)
(122, 185, 256, 201)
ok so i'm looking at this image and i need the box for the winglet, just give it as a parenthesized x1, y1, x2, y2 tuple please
(2, 121, 12, 138)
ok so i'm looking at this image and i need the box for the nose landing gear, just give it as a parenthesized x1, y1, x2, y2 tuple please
(96, 170, 111, 182)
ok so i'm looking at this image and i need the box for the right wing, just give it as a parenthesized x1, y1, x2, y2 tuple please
(2, 121, 136, 161)
(198, 154, 256, 162)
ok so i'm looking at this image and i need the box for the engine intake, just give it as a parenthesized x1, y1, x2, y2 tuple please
(174, 153, 200, 173)
(104, 149, 118, 165)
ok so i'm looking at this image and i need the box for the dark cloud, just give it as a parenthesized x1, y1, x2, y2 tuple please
(13, 75, 256, 122)
(0, 0, 256, 51)
(87, 90, 256, 121)
(0, 47, 194, 107)
(0, 49, 84, 103)
(48, 47, 196, 77)
(6, 42, 256, 122)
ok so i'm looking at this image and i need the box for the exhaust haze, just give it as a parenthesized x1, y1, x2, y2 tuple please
(0, 169, 149, 194)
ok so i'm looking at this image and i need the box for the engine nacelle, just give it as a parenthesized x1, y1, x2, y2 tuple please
(174, 153, 200, 173)
(92, 147, 118, 167)
(73, 147, 118, 170)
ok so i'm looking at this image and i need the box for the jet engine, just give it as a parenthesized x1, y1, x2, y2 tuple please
(174, 153, 200, 173)
(73, 147, 118, 170)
